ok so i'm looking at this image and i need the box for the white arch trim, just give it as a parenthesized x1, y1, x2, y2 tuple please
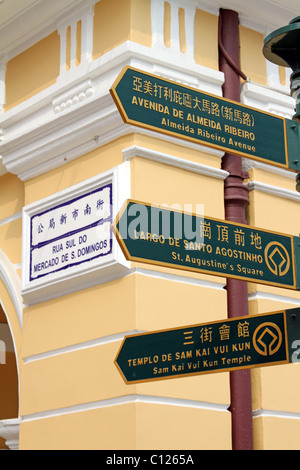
(0, 248, 23, 329)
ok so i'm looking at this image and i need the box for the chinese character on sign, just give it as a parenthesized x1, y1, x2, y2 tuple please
(219, 324, 230, 341)
(84, 204, 91, 216)
(143, 80, 153, 95)
(153, 83, 163, 98)
(72, 209, 79, 220)
(133, 76, 143, 92)
(243, 112, 254, 127)
(200, 221, 211, 240)
(200, 327, 213, 343)
(250, 232, 262, 250)
(217, 225, 229, 243)
(164, 87, 172, 101)
(183, 93, 192, 108)
(202, 99, 210, 113)
(49, 218, 55, 229)
(37, 223, 44, 234)
(97, 199, 104, 210)
(222, 106, 234, 121)
(60, 214, 67, 225)
(183, 331, 194, 346)
(211, 102, 220, 117)
(234, 229, 245, 247)
(234, 109, 243, 124)
(193, 96, 202, 111)
(173, 90, 182, 105)
(237, 321, 250, 338)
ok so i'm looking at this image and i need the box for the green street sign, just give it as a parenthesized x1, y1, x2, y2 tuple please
(110, 66, 300, 173)
(112, 200, 300, 290)
(115, 308, 300, 384)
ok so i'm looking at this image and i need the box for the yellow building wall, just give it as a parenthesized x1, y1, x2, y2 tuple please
(0, 174, 24, 220)
(0, 219, 22, 266)
(4, 32, 60, 110)
(239, 26, 267, 85)
(20, 402, 231, 450)
(130, 156, 224, 218)
(254, 416, 300, 450)
(24, 135, 129, 205)
(194, 9, 219, 70)
(93, 0, 152, 59)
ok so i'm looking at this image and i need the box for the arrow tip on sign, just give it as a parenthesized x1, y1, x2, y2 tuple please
(111, 198, 129, 235)
(114, 336, 128, 384)
(111, 199, 133, 262)
(109, 66, 133, 125)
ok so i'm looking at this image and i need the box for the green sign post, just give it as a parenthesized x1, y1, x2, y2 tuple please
(115, 308, 300, 384)
(110, 66, 300, 173)
(113, 200, 300, 291)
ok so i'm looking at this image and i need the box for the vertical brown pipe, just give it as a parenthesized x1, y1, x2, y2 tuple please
(218, 8, 254, 450)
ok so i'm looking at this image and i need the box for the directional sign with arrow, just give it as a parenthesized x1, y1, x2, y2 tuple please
(112, 200, 300, 290)
(115, 308, 300, 384)
(110, 66, 300, 173)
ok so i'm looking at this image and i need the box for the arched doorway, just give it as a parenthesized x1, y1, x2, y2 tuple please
(0, 304, 19, 449)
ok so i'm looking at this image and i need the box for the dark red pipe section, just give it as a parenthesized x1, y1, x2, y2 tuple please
(218, 8, 254, 450)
